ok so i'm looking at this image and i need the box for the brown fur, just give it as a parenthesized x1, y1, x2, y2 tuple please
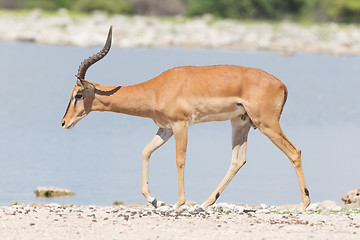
(62, 64, 310, 210)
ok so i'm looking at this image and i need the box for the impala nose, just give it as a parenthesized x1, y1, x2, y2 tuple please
(61, 120, 65, 127)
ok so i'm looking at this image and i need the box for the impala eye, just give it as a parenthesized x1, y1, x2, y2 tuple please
(75, 93, 83, 100)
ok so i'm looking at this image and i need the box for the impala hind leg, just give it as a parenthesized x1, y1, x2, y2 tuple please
(257, 122, 310, 211)
(171, 121, 189, 209)
(142, 128, 173, 208)
(201, 116, 251, 209)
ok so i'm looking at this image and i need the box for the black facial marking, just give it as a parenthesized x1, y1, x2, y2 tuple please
(63, 100, 71, 118)
(304, 188, 309, 197)
(95, 86, 121, 96)
(215, 192, 220, 200)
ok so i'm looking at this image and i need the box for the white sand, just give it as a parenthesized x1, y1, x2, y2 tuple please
(1, 203, 359, 240)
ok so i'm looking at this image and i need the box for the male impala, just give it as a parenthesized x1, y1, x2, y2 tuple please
(62, 27, 310, 210)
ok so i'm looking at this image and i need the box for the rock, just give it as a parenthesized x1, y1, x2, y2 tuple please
(256, 209, 271, 214)
(157, 205, 172, 212)
(34, 186, 75, 197)
(342, 202, 360, 209)
(216, 203, 233, 212)
(342, 188, 360, 204)
(3, 207, 16, 215)
(260, 203, 267, 209)
(188, 205, 204, 213)
(46, 203, 62, 208)
(306, 202, 320, 211)
(318, 200, 342, 211)
(280, 203, 301, 210)
(9, 201, 19, 207)
(233, 205, 245, 213)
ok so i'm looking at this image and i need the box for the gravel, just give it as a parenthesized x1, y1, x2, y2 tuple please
(0, 202, 359, 239)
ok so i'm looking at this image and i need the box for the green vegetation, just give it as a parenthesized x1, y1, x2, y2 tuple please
(186, 0, 360, 23)
(0, 0, 131, 14)
(113, 201, 124, 206)
(270, 208, 360, 215)
(0, 0, 360, 23)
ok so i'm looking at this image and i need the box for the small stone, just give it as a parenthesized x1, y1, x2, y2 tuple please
(247, 212, 255, 217)
(216, 203, 233, 212)
(34, 186, 75, 197)
(318, 200, 342, 211)
(306, 202, 320, 211)
(260, 203, 267, 209)
(3, 207, 16, 215)
(47, 203, 62, 208)
(256, 209, 270, 214)
(342, 189, 360, 204)
(9, 202, 19, 207)
(234, 206, 244, 213)
(157, 205, 171, 212)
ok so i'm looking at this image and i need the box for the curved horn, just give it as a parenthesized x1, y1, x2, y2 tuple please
(77, 26, 112, 80)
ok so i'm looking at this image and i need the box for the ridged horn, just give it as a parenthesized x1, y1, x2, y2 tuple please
(77, 26, 112, 80)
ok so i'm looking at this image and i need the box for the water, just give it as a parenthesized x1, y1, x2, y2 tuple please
(0, 41, 359, 207)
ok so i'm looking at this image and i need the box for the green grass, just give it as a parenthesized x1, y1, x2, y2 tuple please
(0, 8, 358, 32)
(0, 8, 94, 20)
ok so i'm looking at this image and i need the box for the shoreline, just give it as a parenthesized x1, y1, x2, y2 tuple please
(1, 202, 359, 239)
(0, 9, 360, 55)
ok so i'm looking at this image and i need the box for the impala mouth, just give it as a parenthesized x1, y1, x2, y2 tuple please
(65, 123, 74, 129)
(62, 120, 74, 130)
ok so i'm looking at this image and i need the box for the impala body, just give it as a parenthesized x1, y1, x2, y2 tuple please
(62, 27, 310, 210)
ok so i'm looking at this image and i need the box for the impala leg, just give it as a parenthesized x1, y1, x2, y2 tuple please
(142, 128, 173, 208)
(171, 121, 188, 209)
(202, 117, 251, 209)
(258, 123, 310, 211)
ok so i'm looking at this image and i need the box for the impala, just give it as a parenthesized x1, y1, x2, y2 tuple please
(62, 26, 310, 210)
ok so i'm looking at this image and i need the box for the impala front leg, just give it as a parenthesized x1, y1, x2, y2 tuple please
(171, 121, 188, 209)
(142, 128, 173, 208)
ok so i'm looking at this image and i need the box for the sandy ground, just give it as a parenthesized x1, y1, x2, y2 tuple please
(1, 203, 359, 240)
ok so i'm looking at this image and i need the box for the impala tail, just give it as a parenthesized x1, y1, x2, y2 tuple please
(61, 26, 112, 129)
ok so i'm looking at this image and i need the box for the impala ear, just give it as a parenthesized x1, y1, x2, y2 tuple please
(76, 75, 84, 87)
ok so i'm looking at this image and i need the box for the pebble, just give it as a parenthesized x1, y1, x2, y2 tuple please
(0, 201, 359, 240)
(3, 207, 16, 215)
(256, 209, 271, 214)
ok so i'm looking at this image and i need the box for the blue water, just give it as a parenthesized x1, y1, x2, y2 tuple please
(0, 41, 359, 206)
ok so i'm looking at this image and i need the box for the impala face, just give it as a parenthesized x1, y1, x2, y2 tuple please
(62, 79, 95, 129)
(62, 26, 112, 129)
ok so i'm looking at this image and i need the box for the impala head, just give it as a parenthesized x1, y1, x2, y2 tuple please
(62, 26, 112, 129)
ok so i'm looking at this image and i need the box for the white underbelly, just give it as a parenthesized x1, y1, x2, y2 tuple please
(188, 100, 246, 126)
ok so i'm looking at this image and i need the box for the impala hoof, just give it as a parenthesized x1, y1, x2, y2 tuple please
(151, 198, 158, 208)
(151, 198, 165, 208)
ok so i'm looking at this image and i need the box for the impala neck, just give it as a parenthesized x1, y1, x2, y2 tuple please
(91, 83, 154, 118)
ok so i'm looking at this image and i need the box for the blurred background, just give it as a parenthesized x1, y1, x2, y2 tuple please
(0, 0, 360, 22)
(0, 0, 359, 207)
